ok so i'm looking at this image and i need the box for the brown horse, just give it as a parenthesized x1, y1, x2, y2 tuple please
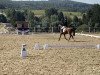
(58, 25, 75, 41)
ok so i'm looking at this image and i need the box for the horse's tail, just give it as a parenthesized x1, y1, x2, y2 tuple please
(73, 28, 75, 36)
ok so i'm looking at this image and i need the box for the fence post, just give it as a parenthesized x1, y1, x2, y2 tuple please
(52, 27, 53, 33)
(34, 27, 36, 33)
(17, 30, 19, 35)
(89, 27, 91, 33)
(94, 28, 96, 33)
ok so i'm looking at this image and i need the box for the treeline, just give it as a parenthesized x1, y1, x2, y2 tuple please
(0, 4, 100, 32)
(0, 0, 91, 12)
(80, 4, 100, 32)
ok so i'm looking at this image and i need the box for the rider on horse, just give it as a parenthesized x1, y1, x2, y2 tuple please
(64, 18, 68, 27)
(60, 19, 68, 33)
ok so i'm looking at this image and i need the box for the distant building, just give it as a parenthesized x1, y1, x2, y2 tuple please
(16, 21, 29, 34)
(16, 21, 29, 30)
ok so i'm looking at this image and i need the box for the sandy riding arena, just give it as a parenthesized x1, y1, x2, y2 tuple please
(0, 33, 100, 75)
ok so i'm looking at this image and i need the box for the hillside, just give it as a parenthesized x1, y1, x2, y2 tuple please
(0, 0, 92, 12)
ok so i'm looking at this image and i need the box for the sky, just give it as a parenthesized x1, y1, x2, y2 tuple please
(12, 0, 48, 1)
(12, 0, 100, 4)
(72, 0, 100, 4)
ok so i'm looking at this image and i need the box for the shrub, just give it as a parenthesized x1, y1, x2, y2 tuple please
(76, 24, 89, 32)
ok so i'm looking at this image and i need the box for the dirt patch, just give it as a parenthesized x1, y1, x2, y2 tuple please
(0, 34, 100, 75)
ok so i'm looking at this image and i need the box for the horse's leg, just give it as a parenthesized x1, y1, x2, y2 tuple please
(68, 34, 71, 41)
(58, 33, 62, 41)
(72, 35, 75, 41)
(70, 33, 75, 41)
(64, 34, 68, 40)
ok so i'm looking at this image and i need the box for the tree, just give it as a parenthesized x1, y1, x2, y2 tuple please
(27, 11, 35, 28)
(78, 18, 83, 26)
(41, 17, 50, 32)
(86, 4, 100, 28)
(34, 16, 41, 27)
(77, 24, 89, 32)
(94, 23, 100, 28)
(73, 15, 78, 23)
(58, 12, 64, 24)
(82, 13, 87, 24)
(65, 16, 72, 26)
(5, 9, 15, 19)
(5, 9, 26, 27)
(50, 15, 59, 27)
(45, 8, 58, 18)
(0, 4, 5, 9)
(23, 9, 29, 20)
(72, 15, 79, 28)
(0, 0, 91, 12)
(15, 11, 25, 21)
(42, 17, 50, 27)
(0, 0, 11, 1)
(0, 0, 11, 9)
(94, 23, 100, 31)
(0, 14, 7, 23)
(5, 9, 16, 24)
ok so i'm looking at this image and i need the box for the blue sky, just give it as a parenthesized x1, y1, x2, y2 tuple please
(12, 0, 100, 4)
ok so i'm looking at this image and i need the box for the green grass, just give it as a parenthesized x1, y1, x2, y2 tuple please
(63, 11, 82, 18)
(33, 10, 82, 18)
(33, 10, 45, 16)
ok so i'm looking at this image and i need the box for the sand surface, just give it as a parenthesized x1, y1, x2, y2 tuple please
(0, 33, 100, 75)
